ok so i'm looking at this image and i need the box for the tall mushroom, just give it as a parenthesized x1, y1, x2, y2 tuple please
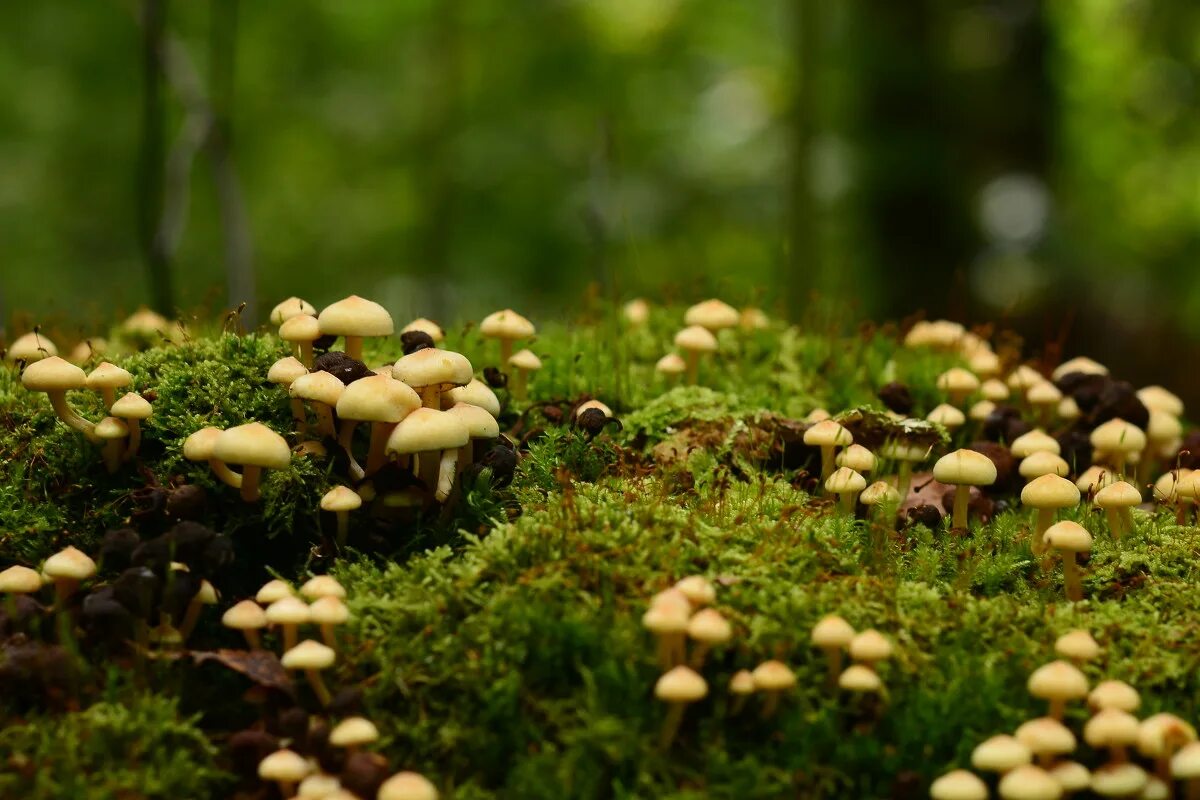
(283, 639, 336, 706)
(183, 427, 242, 489)
(21, 356, 99, 442)
(443, 379, 501, 417)
(811, 614, 855, 687)
(222, 599, 268, 649)
(213, 423, 292, 502)
(479, 309, 535, 365)
(655, 665, 708, 748)
(826, 466, 867, 513)
(317, 295, 395, 362)
(804, 419, 853, 484)
(1020, 474, 1080, 556)
(674, 325, 718, 385)
(110, 392, 152, 460)
(95, 416, 130, 473)
(5, 331, 57, 364)
(1043, 521, 1093, 601)
(1090, 419, 1147, 480)
(507, 349, 542, 401)
(321, 486, 363, 547)
(335, 374, 421, 478)
(393, 348, 473, 411)
(290, 371, 345, 439)
(268, 356, 309, 434)
(385, 408, 470, 502)
(444, 402, 500, 471)
(42, 546, 96, 608)
(279, 314, 322, 369)
(933, 449, 998, 530)
(1028, 660, 1089, 720)
(752, 660, 796, 717)
(85, 362, 132, 411)
(1094, 481, 1140, 539)
(269, 296, 317, 325)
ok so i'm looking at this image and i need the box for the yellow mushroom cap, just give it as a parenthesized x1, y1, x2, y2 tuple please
(378, 771, 440, 800)
(269, 296, 318, 325)
(1171, 742, 1200, 780)
(1051, 356, 1107, 381)
(281, 639, 335, 670)
(1028, 660, 1089, 702)
(1090, 763, 1147, 798)
(1021, 474, 1081, 510)
(393, 348, 473, 390)
(1011, 429, 1061, 458)
(256, 579, 294, 604)
(183, 427, 224, 461)
(838, 664, 882, 692)
(445, 402, 500, 440)
(214, 423, 292, 470)
(1138, 713, 1197, 758)
(43, 546, 97, 581)
(1043, 520, 1092, 553)
(674, 325, 718, 353)
(972, 734, 1033, 773)
(300, 575, 347, 600)
(1085, 708, 1140, 749)
(1027, 381, 1062, 406)
(1019, 452, 1070, 480)
(927, 403, 966, 428)
(655, 353, 687, 375)
(836, 444, 876, 472)
(479, 309, 535, 340)
(1057, 397, 1081, 420)
(1137, 385, 1183, 417)
(673, 575, 715, 607)
(318, 295, 394, 338)
(86, 362, 132, 391)
(752, 660, 796, 691)
(321, 486, 363, 514)
(740, 307, 769, 330)
(508, 349, 542, 371)
(6, 331, 58, 362)
(94, 416, 129, 440)
(849, 629, 892, 662)
(981, 378, 1010, 401)
(825, 467, 866, 494)
(0, 565, 44, 594)
(258, 749, 311, 783)
(68, 338, 106, 365)
(575, 400, 613, 419)
(336, 375, 422, 423)
(1049, 761, 1090, 793)
(687, 609, 732, 644)
(930, 769, 988, 800)
(623, 298, 650, 325)
(298, 774, 343, 798)
(806, 408, 832, 423)
(21, 356, 87, 392)
(402, 317, 445, 342)
(385, 408, 469, 455)
(443, 380, 501, 418)
(1088, 680, 1140, 713)
(223, 599, 268, 630)
(641, 603, 689, 634)
(290, 371, 346, 406)
(811, 614, 856, 648)
(1094, 481, 1141, 510)
(1054, 629, 1100, 662)
(309, 596, 350, 626)
(859, 481, 900, 506)
(969, 350, 1001, 377)
(1007, 365, 1045, 393)
(879, 439, 930, 462)
(655, 665, 709, 702)
(1076, 465, 1115, 494)
(933, 449, 998, 486)
(998, 764, 1063, 800)
(329, 716, 379, 747)
(279, 314, 322, 343)
(111, 392, 153, 420)
(804, 419, 853, 448)
(1090, 418, 1147, 455)
(937, 367, 980, 395)
(684, 299, 740, 332)
(729, 669, 756, 695)
(266, 596, 312, 626)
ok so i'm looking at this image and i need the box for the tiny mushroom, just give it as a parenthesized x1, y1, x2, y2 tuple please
(268, 356, 310, 433)
(838, 664, 883, 693)
(445, 402, 500, 471)
(282, 639, 335, 706)
(1049, 762, 1091, 796)
(1137, 385, 1184, 417)
(1043, 521, 1093, 601)
(266, 595, 311, 653)
(183, 427, 242, 489)
(402, 317, 445, 343)
(848, 629, 893, 669)
(443, 379, 501, 418)
(933, 449, 998, 529)
(479, 309, 536, 364)
(674, 575, 716, 608)
(937, 367, 981, 407)
(684, 299, 740, 333)
(643, 596, 690, 668)
(930, 770, 989, 800)
(110, 392, 152, 461)
(1170, 742, 1200, 799)
(655, 665, 708, 747)
(258, 749, 311, 798)
(1027, 381, 1063, 424)
(836, 444, 876, 475)
(804, 419, 854, 483)
(385, 408, 470, 502)
(321, 486, 363, 547)
(860, 481, 901, 529)
(213, 423, 292, 502)
(1089, 680, 1140, 713)
(686, 608, 732, 668)
(655, 353, 687, 382)
(222, 599, 268, 649)
(1052, 356, 1108, 381)
(378, 772, 440, 800)
(177, 579, 218, 642)
(94, 416, 130, 473)
(507, 349, 542, 400)
(880, 440, 930, 499)
(674, 325, 718, 385)
(393, 347, 474, 411)
(42, 546, 96, 607)
(279, 313, 322, 369)
(269, 296, 317, 325)
(300, 575, 346, 600)
(317, 295, 395, 362)
(1094, 481, 1141, 539)
(330, 716, 379, 754)
(1012, 429, 1061, 458)
(825, 466, 867, 513)
(256, 579, 294, 604)
(21, 356, 99, 441)
(335, 373, 422, 478)
(1019, 451, 1070, 481)
(1021, 475, 1081, 556)
(927, 403, 966, 433)
(1054, 630, 1100, 666)
(752, 660, 796, 717)
(811, 614, 856, 686)
(1084, 708, 1140, 764)
(1028, 660, 1089, 720)
(310, 595, 350, 648)
(623, 298, 650, 326)
(290, 370, 346, 439)
(1090, 419, 1147, 479)
(6, 331, 57, 364)
(972, 734, 1033, 775)
(997, 764, 1063, 800)
(1089, 763, 1147, 798)
(85, 362, 132, 411)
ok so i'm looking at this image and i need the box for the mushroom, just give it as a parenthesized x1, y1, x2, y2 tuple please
(1043, 521, 1093, 601)
(393, 347, 474, 411)
(444, 402, 500, 472)
(177, 579, 217, 642)
(67, 338, 107, 365)
(42, 546, 96, 608)
(972, 734, 1033, 775)
(1076, 465, 1115, 497)
(623, 298, 650, 326)
(290, 371, 345, 439)
(1094, 481, 1140, 539)
(85, 362, 132, 411)
(1019, 452, 1070, 481)
(1085, 708, 1140, 764)
(299, 775, 344, 798)
(740, 307, 770, 330)
(752, 660, 796, 717)
(642, 596, 689, 668)
(811, 614, 855, 686)
(879, 440, 930, 499)
(269, 296, 317, 325)
(933, 449, 998, 530)
(1138, 713, 1197, 787)
(402, 317, 445, 343)
(1054, 630, 1100, 666)
(804, 419, 853, 483)
(1138, 385, 1184, 417)
(479, 309, 535, 365)
(20, 356, 99, 441)
(673, 575, 716, 609)
(836, 444, 876, 475)
(268, 356, 310, 434)
(507, 349, 542, 401)
(330, 717, 379, 755)
(335, 374, 421, 478)
(1142, 410, 1182, 483)
(385, 408, 470, 503)
(859, 481, 901, 531)
(258, 749, 311, 799)
(256, 579, 294, 604)
(317, 295, 395, 362)
(310, 595, 350, 648)
(997, 765, 1062, 800)
(1089, 763, 1147, 798)
(981, 378, 1011, 402)
(930, 770, 988, 800)
(1016, 719, 1078, 764)
(1170, 742, 1200, 800)
(1021, 475, 1080, 556)
(442, 379, 501, 418)
(1090, 419, 1147, 480)
(673, 326, 718, 385)
(1089, 680, 1140, 713)
(825, 467, 866, 513)
(279, 314, 322, 369)
(849, 629, 892, 668)
(937, 367, 980, 407)
(684, 299, 740, 333)
(1012, 429, 1061, 459)
(321, 487, 363, 547)
(110, 392, 152, 461)
(222, 599, 268, 649)
(183, 427, 242, 489)
(655, 665, 708, 747)
(1049, 762, 1091, 797)
(95, 416, 130, 473)
(1052, 356, 1107, 380)
(1007, 365, 1045, 397)
(5, 331, 57, 364)
(838, 664, 883, 693)
(970, 349, 1002, 378)
(266, 595, 311, 653)
(300, 575, 346, 600)
(1027, 381, 1063, 425)
(655, 353, 687, 383)
(0, 566, 43, 616)
(213, 423, 292, 502)
(927, 403, 966, 434)
(728, 669, 756, 714)
(1028, 660, 1089, 720)
(686, 608, 731, 668)
(378, 772, 440, 800)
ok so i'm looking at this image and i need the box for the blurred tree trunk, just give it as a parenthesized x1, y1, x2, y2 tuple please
(138, 0, 173, 314)
(783, 0, 822, 316)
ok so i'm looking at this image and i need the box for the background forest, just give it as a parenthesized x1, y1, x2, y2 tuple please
(2, 0, 1199, 396)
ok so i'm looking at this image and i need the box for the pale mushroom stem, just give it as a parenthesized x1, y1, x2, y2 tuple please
(1120, 508, 1135, 538)
(178, 598, 205, 642)
(1032, 508, 1054, 555)
(436, 449, 459, 502)
(281, 624, 299, 654)
(822, 647, 843, 689)
(761, 690, 783, 718)
(840, 491, 857, 514)
(1049, 697, 1066, 721)
(366, 423, 394, 475)
(314, 404, 336, 439)
(655, 636, 673, 669)
(240, 465, 263, 502)
(208, 459, 243, 489)
(1137, 446, 1155, 486)
(896, 462, 913, 500)
(242, 629, 262, 650)
(689, 644, 714, 670)
(684, 350, 699, 385)
(48, 391, 99, 442)
(299, 342, 314, 369)
(305, 669, 332, 707)
(320, 624, 338, 649)
(1061, 553, 1083, 602)
(499, 339, 514, 366)
(101, 439, 124, 474)
(289, 398, 308, 435)
(1112, 455, 1128, 480)
(337, 420, 367, 482)
(820, 446, 836, 483)
(952, 486, 970, 529)
(659, 703, 687, 749)
(421, 386, 443, 410)
(1110, 744, 1128, 764)
(125, 419, 142, 461)
(335, 510, 350, 547)
(512, 370, 529, 400)
(1104, 509, 1124, 539)
(344, 336, 363, 362)
(100, 387, 116, 411)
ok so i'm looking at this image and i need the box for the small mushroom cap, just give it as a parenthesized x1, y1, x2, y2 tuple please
(981, 378, 1010, 401)
(1088, 680, 1140, 712)
(321, 486, 362, 513)
(1054, 629, 1100, 662)
(684, 299, 739, 331)
(279, 313, 322, 343)
(1090, 418, 1147, 454)
(1028, 660, 1089, 702)
(859, 481, 900, 506)
(937, 367, 981, 395)
(298, 774, 342, 798)
(970, 350, 1001, 377)
(998, 764, 1063, 800)
(269, 296, 318, 325)
(649, 587, 691, 612)
(1019, 452, 1070, 480)
(1147, 410, 1182, 442)
(1051, 356, 1107, 381)
(674, 575, 716, 607)
(674, 325, 718, 353)
(1027, 381, 1062, 406)
(1089, 763, 1147, 797)
(1138, 713, 1197, 758)
(0, 565, 44, 594)
(752, 660, 796, 691)
(318, 295, 395, 338)
(386, 408, 470, 455)
(68, 338, 106, 364)
(930, 769, 989, 800)
(1171, 742, 1200, 779)
(575, 400, 613, 419)
(1154, 469, 1191, 502)
(933, 449, 998, 487)
(336, 374, 422, 423)
(21, 356, 87, 392)
(655, 665, 708, 702)
(378, 771, 439, 800)
(655, 353, 687, 375)
(268, 356, 309, 386)
(1021, 474, 1081, 510)
(402, 317, 445, 342)
(1048, 761, 1090, 793)
(393, 348, 473, 389)
(183, 427, 224, 461)
(6, 331, 58, 362)
(837, 664, 882, 692)
(1011, 429, 1061, 458)
(111, 392, 153, 420)
(223, 599, 269, 630)
(811, 614, 856, 648)
(121, 306, 172, 336)
(256, 579, 294, 604)
(94, 416, 130, 440)
(479, 309, 535, 340)
(879, 439, 930, 462)
(641, 603, 689, 634)
(329, 716, 379, 747)
(1142, 776, 1170, 800)
(445, 402, 500, 440)
(1085, 708, 1141, 748)
(442, 379, 500, 418)
(43, 546, 97, 581)
(804, 419, 853, 448)
(281, 639, 336, 670)
(849, 629, 892, 662)
(1007, 365, 1045, 393)
(508, 348, 542, 371)
(806, 408, 832, 423)
(1094, 481, 1142, 510)
(836, 444, 876, 472)
(686, 608, 732, 644)
(825, 467, 867, 494)
(740, 307, 769, 330)
(1043, 520, 1093, 553)
(729, 669, 756, 695)
(623, 298, 650, 325)
(258, 748, 311, 782)
(290, 371, 346, 406)
(927, 404, 966, 428)
(300, 575, 346, 600)
(214, 423, 292, 470)
(267, 596, 312, 625)
(1076, 465, 1115, 494)
(86, 362, 132, 391)
(972, 734, 1033, 773)
(1137, 385, 1183, 417)
(309, 596, 350, 626)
